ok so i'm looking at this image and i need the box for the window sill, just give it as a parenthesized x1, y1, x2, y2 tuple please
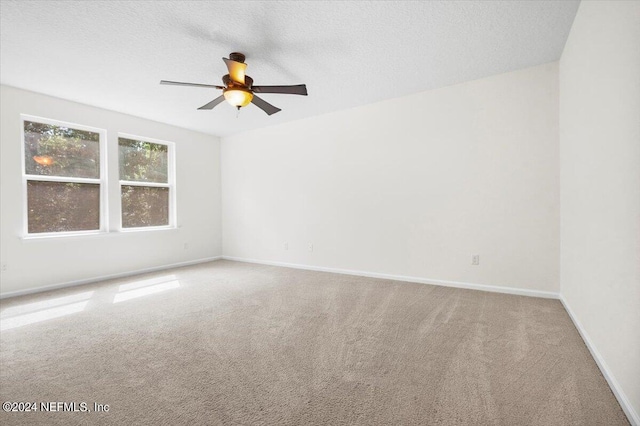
(21, 227, 179, 241)
(118, 226, 178, 234)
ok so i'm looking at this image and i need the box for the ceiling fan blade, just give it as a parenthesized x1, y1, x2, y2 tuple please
(160, 80, 224, 89)
(252, 84, 308, 96)
(197, 96, 225, 110)
(223, 58, 247, 84)
(251, 95, 281, 115)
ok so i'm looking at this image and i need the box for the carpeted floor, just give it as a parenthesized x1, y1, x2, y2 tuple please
(0, 260, 629, 425)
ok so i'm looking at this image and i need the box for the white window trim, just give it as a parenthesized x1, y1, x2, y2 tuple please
(21, 114, 108, 238)
(117, 133, 177, 232)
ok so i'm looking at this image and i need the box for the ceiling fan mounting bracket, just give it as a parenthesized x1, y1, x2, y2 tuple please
(228, 52, 246, 63)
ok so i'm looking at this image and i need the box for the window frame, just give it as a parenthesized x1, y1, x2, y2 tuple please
(21, 114, 108, 238)
(117, 133, 177, 232)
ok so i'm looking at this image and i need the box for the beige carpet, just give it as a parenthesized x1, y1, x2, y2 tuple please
(0, 260, 628, 425)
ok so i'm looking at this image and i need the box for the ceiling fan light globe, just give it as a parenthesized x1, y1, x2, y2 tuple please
(223, 88, 253, 107)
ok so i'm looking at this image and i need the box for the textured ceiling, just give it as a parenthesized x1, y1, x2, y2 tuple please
(0, 1, 579, 137)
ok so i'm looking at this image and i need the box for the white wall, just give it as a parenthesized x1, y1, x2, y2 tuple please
(0, 85, 222, 296)
(559, 1, 640, 422)
(222, 62, 560, 294)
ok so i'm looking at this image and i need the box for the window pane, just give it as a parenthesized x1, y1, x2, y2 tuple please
(119, 138, 168, 183)
(121, 186, 169, 228)
(24, 121, 100, 179)
(27, 181, 100, 233)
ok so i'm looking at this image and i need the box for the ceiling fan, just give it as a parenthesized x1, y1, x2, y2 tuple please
(160, 52, 307, 116)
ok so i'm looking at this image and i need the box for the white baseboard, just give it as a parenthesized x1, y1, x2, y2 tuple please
(221, 256, 559, 299)
(560, 296, 639, 426)
(0, 256, 223, 299)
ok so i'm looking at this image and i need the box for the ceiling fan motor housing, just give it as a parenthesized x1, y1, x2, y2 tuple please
(223, 74, 253, 89)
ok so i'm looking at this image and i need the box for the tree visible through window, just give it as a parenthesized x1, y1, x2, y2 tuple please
(22, 117, 176, 235)
(118, 137, 173, 228)
(23, 119, 103, 234)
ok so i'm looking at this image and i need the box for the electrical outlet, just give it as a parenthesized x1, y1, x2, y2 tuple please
(183, 243, 189, 250)
(1, 264, 6, 272)
(472, 255, 480, 266)
(308, 243, 313, 252)
(284, 242, 288, 250)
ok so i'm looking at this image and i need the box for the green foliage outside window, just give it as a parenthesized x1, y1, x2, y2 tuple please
(119, 138, 168, 183)
(24, 120, 102, 233)
(24, 121, 100, 179)
(23, 120, 173, 233)
(118, 138, 171, 228)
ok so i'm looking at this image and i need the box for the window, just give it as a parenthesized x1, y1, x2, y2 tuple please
(21, 117, 176, 237)
(22, 116, 106, 235)
(118, 135, 175, 229)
